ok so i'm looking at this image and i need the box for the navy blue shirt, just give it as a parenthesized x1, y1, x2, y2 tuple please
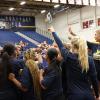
(52, 32, 99, 98)
(10, 58, 26, 100)
(10, 58, 25, 79)
(41, 60, 63, 100)
(20, 67, 36, 100)
(0, 60, 17, 100)
(87, 41, 100, 54)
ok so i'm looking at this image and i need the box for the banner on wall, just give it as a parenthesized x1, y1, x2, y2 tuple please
(98, 18, 100, 26)
(89, 20, 95, 28)
(46, 12, 52, 23)
(0, 15, 35, 30)
(83, 21, 89, 29)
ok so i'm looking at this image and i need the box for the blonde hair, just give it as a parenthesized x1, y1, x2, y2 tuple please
(71, 37, 89, 72)
(24, 49, 35, 60)
(24, 49, 41, 100)
(96, 30, 100, 35)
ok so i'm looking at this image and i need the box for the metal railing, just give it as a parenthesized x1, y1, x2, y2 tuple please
(36, 27, 53, 40)
(35, 26, 68, 43)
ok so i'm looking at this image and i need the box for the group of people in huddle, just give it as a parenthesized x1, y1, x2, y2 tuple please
(0, 27, 100, 100)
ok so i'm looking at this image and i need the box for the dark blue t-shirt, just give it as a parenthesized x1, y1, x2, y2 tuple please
(87, 41, 100, 54)
(20, 67, 36, 100)
(52, 32, 99, 98)
(41, 60, 63, 100)
(0, 60, 17, 100)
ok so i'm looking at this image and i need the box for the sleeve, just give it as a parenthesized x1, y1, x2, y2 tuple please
(52, 32, 69, 60)
(87, 41, 93, 50)
(41, 70, 56, 89)
(88, 57, 99, 98)
(20, 67, 31, 89)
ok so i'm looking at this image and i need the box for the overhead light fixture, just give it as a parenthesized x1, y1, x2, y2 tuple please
(20, 1, 26, 5)
(54, 4, 60, 8)
(41, 10, 46, 14)
(9, 7, 14, 11)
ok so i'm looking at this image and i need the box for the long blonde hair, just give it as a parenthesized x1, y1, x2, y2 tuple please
(24, 49, 35, 60)
(71, 37, 89, 72)
(24, 49, 41, 100)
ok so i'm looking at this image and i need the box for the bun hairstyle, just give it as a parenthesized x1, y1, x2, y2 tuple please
(47, 48, 58, 61)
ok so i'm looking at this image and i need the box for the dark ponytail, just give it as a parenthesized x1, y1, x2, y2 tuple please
(2, 52, 10, 62)
(0, 52, 12, 84)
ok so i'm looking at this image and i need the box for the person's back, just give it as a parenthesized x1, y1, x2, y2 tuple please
(40, 48, 65, 100)
(42, 60, 63, 99)
(49, 28, 99, 100)
(65, 54, 98, 96)
(3, 43, 25, 100)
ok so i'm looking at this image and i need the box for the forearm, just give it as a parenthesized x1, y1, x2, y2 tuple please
(40, 74, 46, 89)
(11, 78, 27, 92)
(52, 32, 64, 50)
(52, 32, 69, 59)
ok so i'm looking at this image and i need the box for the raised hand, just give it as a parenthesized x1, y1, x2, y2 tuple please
(48, 26, 55, 33)
(68, 27, 76, 36)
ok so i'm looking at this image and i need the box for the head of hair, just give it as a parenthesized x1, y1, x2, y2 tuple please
(47, 48, 58, 61)
(26, 60, 41, 100)
(71, 37, 89, 72)
(96, 30, 100, 35)
(3, 44, 16, 56)
(24, 49, 35, 61)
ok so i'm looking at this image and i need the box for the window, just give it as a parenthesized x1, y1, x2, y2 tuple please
(68, 0, 75, 4)
(83, 0, 89, 5)
(76, 0, 82, 5)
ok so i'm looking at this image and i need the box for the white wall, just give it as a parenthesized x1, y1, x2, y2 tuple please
(35, 15, 47, 31)
(35, 6, 100, 42)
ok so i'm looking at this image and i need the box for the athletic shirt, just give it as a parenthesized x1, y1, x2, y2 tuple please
(87, 41, 100, 54)
(52, 32, 99, 98)
(0, 59, 17, 100)
(20, 67, 36, 100)
(41, 60, 63, 100)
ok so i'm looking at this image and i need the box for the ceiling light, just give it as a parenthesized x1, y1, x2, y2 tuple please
(41, 10, 46, 14)
(9, 7, 14, 11)
(54, 4, 60, 8)
(20, 1, 26, 5)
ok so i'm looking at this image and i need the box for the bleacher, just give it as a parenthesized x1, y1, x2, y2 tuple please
(0, 30, 37, 48)
(19, 31, 53, 44)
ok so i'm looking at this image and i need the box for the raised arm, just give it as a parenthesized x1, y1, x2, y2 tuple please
(68, 27, 77, 36)
(8, 73, 27, 92)
(48, 27, 69, 60)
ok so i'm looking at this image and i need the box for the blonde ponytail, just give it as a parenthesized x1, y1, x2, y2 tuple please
(26, 60, 41, 100)
(72, 37, 89, 72)
(78, 38, 89, 72)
